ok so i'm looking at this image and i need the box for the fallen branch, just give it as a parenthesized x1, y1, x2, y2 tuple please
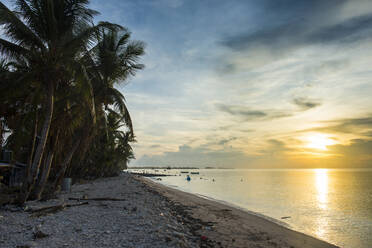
(68, 197, 126, 201)
(30, 202, 88, 217)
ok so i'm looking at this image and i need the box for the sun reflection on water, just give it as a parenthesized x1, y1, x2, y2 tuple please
(315, 169, 329, 209)
(314, 169, 329, 239)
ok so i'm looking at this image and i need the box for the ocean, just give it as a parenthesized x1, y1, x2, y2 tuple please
(132, 168, 372, 248)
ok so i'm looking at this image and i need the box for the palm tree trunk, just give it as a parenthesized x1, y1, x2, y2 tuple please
(0, 118, 3, 159)
(25, 113, 38, 179)
(34, 129, 59, 200)
(53, 139, 81, 192)
(34, 150, 54, 200)
(77, 128, 93, 164)
(19, 83, 54, 204)
(67, 127, 93, 177)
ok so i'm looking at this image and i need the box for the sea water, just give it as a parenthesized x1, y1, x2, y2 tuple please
(132, 168, 372, 248)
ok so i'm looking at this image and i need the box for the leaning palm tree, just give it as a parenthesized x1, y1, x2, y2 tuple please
(0, 0, 121, 203)
(69, 28, 144, 170)
(89, 28, 144, 133)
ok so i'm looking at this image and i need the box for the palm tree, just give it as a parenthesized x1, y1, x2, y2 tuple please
(0, 0, 121, 203)
(59, 29, 144, 180)
(39, 28, 145, 194)
(66, 29, 144, 176)
(0, 1, 144, 202)
(88, 28, 145, 134)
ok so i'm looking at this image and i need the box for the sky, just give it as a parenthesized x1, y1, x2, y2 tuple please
(3, 0, 372, 168)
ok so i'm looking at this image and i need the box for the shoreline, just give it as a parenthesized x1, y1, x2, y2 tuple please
(138, 175, 340, 248)
(0, 174, 340, 248)
(148, 179, 292, 229)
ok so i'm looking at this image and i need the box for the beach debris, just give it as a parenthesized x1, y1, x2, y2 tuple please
(281, 216, 291, 219)
(171, 230, 184, 239)
(30, 202, 88, 217)
(33, 225, 49, 239)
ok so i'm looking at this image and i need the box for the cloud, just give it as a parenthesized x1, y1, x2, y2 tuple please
(88, 0, 372, 169)
(258, 139, 292, 158)
(216, 103, 292, 121)
(134, 138, 295, 168)
(150, 144, 161, 148)
(292, 97, 321, 110)
(362, 131, 372, 137)
(134, 137, 372, 168)
(301, 114, 372, 135)
(151, 0, 183, 8)
(134, 144, 256, 167)
(220, 0, 372, 59)
(327, 139, 372, 167)
(223, 13, 372, 52)
(218, 137, 237, 146)
(309, 14, 372, 43)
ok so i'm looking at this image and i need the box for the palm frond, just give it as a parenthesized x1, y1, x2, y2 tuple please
(0, 2, 45, 49)
(0, 38, 30, 61)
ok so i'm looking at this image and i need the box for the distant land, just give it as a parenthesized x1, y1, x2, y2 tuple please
(128, 166, 222, 170)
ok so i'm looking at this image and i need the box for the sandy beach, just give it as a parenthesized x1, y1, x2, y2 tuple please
(0, 173, 339, 248)
(140, 176, 340, 248)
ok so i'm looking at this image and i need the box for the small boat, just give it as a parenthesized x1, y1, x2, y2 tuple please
(180, 171, 189, 174)
(186, 175, 191, 181)
(190, 172, 199, 175)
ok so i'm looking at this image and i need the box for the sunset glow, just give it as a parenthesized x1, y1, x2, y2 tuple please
(1, 1, 372, 248)
(306, 134, 336, 151)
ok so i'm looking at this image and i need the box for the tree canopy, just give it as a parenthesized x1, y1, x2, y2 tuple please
(0, 0, 144, 203)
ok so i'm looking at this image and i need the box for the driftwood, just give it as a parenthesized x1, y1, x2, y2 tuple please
(30, 202, 88, 217)
(68, 197, 126, 201)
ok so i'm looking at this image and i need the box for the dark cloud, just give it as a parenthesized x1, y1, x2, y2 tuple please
(218, 137, 237, 146)
(301, 114, 372, 134)
(216, 104, 291, 121)
(362, 131, 372, 137)
(217, 104, 266, 118)
(221, 1, 372, 53)
(267, 139, 286, 147)
(258, 139, 293, 158)
(309, 14, 372, 44)
(328, 139, 372, 167)
(292, 97, 321, 110)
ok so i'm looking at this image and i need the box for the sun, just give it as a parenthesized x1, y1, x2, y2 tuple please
(306, 134, 335, 151)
